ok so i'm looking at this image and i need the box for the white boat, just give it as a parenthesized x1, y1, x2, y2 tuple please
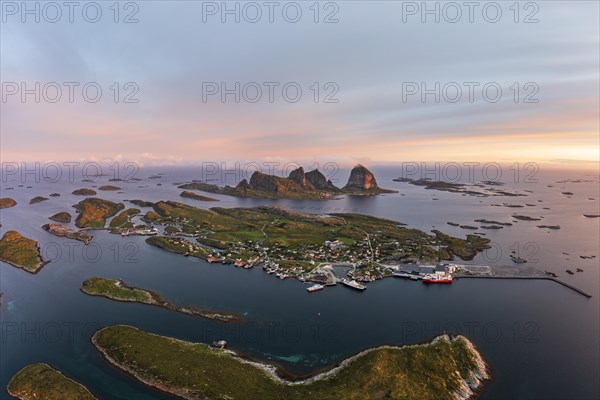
(422, 274, 453, 283)
(307, 284, 324, 292)
(341, 279, 366, 291)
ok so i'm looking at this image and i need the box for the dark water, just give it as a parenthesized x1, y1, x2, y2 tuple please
(1, 164, 598, 399)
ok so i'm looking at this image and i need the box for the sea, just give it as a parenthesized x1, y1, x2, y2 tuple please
(0, 163, 598, 400)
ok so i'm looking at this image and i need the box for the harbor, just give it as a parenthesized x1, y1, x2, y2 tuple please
(300, 262, 592, 299)
(392, 263, 593, 299)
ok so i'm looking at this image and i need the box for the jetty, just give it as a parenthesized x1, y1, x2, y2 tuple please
(453, 264, 592, 298)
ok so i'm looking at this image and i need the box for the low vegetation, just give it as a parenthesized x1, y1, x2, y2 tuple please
(29, 196, 49, 204)
(0, 198, 17, 208)
(73, 198, 125, 229)
(7, 363, 96, 400)
(72, 188, 97, 196)
(109, 208, 141, 231)
(81, 277, 242, 322)
(93, 325, 488, 400)
(98, 185, 122, 191)
(180, 190, 219, 202)
(129, 199, 155, 207)
(0, 231, 48, 273)
(49, 212, 71, 223)
(141, 201, 491, 280)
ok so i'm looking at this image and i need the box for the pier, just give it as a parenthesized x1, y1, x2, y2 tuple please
(453, 264, 592, 298)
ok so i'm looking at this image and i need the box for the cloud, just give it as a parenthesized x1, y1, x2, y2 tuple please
(1, 1, 598, 165)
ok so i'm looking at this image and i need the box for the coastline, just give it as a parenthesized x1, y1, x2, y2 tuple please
(92, 325, 490, 400)
(80, 279, 244, 323)
(7, 363, 98, 400)
(0, 243, 49, 275)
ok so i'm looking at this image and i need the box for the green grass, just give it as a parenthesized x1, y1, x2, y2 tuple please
(73, 198, 125, 229)
(81, 277, 154, 303)
(7, 363, 96, 400)
(432, 230, 491, 261)
(109, 208, 141, 230)
(81, 277, 242, 322)
(93, 325, 487, 400)
(0, 231, 47, 273)
(143, 201, 490, 265)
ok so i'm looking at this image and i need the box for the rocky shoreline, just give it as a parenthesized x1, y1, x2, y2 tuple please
(0, 231, 49, 274)
(81, 278, 243, 323)
(92, 326, 489, 400)
(7, 363, 97, 400)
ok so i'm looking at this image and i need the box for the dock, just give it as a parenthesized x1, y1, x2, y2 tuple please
(453, 264, 592, 298)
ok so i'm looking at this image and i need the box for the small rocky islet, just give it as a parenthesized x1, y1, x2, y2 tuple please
(0, 198, 17, 208)
(7, 363, 97, 400)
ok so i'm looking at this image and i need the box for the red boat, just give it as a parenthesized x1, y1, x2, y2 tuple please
(422, 275, 453, 283)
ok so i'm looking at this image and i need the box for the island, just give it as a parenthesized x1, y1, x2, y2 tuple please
(81, 277, 243, 322)
(73, 198, 125, 229)
(474, 219, 512, 226)
(49, 193, 60, 197)
(42, 224, 93, 244)
(141, 201, 490, 283)
(98, 185, 122, 191)
(393, 178, 526, 197)
(178, 164, 396, 200)
(92, 325, 489, 400)
(7, 363, 97, 400)
(0, 231, 48, 273)
(129, 199, 155, 207)
(0, 197, 17, 208)
(49, 212, 72, 223)
(537, 225, 560, 230)
(108, 208, 141, 232)
(72, 188, 97, 196)
(180, 191, 219, 202)
(512, 215, 542, 221)
(29, 196, 48, 204)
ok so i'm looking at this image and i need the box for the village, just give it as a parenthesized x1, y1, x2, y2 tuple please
(141, 223, 460, 292)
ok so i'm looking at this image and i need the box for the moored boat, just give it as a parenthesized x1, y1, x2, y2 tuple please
(341, 279, 366, 291)
(422, 274, 453, 283)
(307, 284, 324, 292)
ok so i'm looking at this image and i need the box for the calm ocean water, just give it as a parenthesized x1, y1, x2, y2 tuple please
(1, 164, 598, 399)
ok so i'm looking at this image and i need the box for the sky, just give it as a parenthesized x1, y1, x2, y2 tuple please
(1, 1, 599, 168)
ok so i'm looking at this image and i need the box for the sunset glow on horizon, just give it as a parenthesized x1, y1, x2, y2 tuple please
(1, 2, 598, 167)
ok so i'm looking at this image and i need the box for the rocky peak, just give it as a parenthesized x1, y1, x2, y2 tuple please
(288, 167, 315, 190)
(249, 171, 280, 192)
(235, 178, 250, 194)
(305, 169, 338, 191)
(343, 164, 378, 190)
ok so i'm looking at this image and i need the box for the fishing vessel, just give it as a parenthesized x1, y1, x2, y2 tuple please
(306, 284, 324, 292)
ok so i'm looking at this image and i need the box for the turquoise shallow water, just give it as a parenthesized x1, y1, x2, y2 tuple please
(1, 165, 598, 399)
